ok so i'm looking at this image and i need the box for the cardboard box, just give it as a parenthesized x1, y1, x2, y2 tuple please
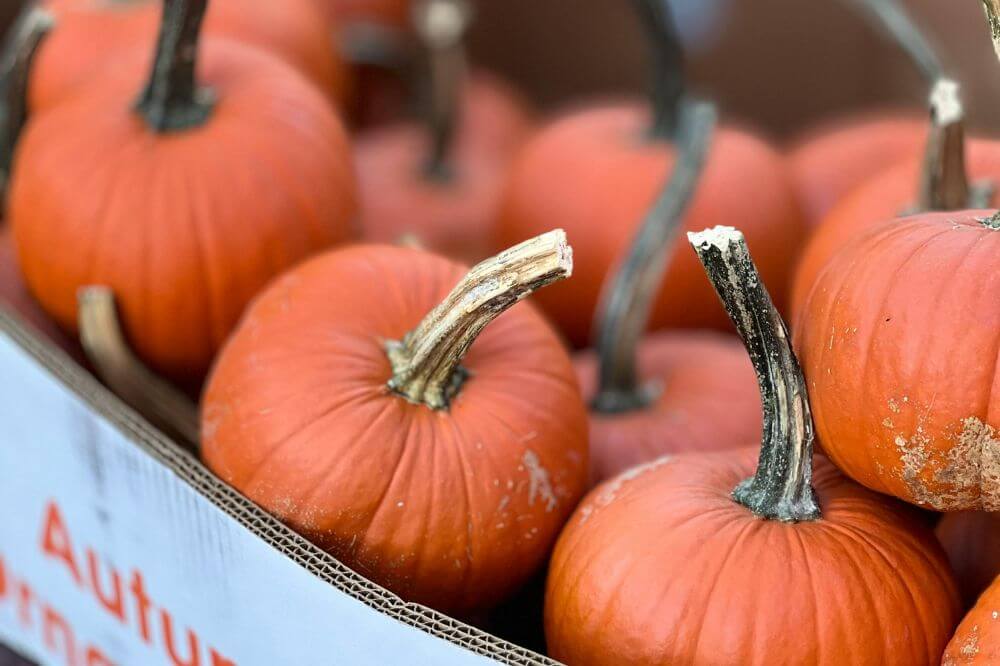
(0, 308, 557, 665)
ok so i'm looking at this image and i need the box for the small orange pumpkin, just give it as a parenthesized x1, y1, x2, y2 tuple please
(496, 0, 804, 348)
(355, 0, 532, 262)
(33, 0, 349, 110)
(795, 210, 1000, 511)
(545, 226, 960, 665)
(937, 511, 1000, 608)
(573, 101, 760, 483)
(943, 578, 1000, 665)
(202, 231, 588, 615)
(9, 0, 357, 388)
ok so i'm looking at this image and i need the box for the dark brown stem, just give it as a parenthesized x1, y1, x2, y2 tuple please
(632, 0, 685, 141)
(849, 0, 943, 83)
(0, 6, 53, 197)
(386, 230, 572, 410)
(591, 100, 715, 414)
(78, 287, 200, 452)
(412, 0, 471, 181)
(134, 0, 214, 132)
(688, 226, 821, 523)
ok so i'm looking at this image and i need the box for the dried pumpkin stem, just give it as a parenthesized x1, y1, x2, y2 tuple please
(688, 227, 821, 523)
(632, 0, 685, 141)
(78, 287, 200, 452)
(413, 0, 472, 181)
(134, 0, 214, 132)
(0, 6, 53, 196)
(917, 79, 979, 211)
(386, 230, 573, 410)
(983, 0, 1000, 62)
(591, 100, 715, 414)
(849, 0, 943, 83)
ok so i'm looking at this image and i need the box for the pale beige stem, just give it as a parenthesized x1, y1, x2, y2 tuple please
(78, 287, 200, 450)
(386, 230, 573, 409)
(984, 0, 1000, 62)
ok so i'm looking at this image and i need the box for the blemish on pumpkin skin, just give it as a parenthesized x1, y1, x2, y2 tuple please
(961, 625, 980, 657)
(578, 457, 673, 525)
(522, 450, 558, 512)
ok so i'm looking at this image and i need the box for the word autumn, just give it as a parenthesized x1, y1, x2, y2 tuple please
(0, 501, 235, 666)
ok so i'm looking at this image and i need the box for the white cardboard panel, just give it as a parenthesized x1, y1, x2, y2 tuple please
(0, 330, 502, 666)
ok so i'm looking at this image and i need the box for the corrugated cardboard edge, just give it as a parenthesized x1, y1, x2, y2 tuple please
(0, 307, 560, 666)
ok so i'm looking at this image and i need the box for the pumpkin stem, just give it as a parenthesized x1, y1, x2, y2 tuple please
(78, 287, 200, 451)
(983, 211, 1000, 229)
(134, 0, 214, 132)
(849, 0, 943, 83)
(413, 0, 472, 182)
(632, 0, 685, 141)
(386, 230, 573, 410)
(917, 79, 985, 211)
(982, 0, 1000, 63)
(0, 5, 53, 198)
(591, 100, 715, 414)
(688, 226, 821, 523)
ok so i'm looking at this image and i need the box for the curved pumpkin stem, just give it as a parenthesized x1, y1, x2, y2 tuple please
(590, 99, 715, 414)
(0, 5, 54, 198)
(632, 0, 685, 141)
(412, 0, 472, 181)
(78, 287, 200, 451)
(688, 226, 821, 523)
(134, 0, 214, 132)
(386, 230, 572, 410)
(848, 0, 943, 83)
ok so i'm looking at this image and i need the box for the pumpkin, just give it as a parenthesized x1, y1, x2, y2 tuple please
(495, 0, 805, 348)
(356, 0, 532, 262)
(787, 0, 943, 225)
(201, 231, 588, 614)
(0, 227, 79, 356)
(572, 100, 760, 483)
(791, 81, 998, 319)
(788, 111, 927, 225)
(942, 577, 1000, 665)
(937, 512, 1000, 608)
(32, 0, 349, 110)
(545, 225, 961, 665)
(795, 210, 1000, 511)
(9, 0, 357, 388)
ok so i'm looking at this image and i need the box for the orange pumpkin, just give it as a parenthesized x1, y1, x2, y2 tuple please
(202, 231, 588, 615)
(786, 0, 942, 225)
(787, 111, 926, 225)
(943, 578, 1000, 665)
(33, 0, 348, 110)
(573, 101, 760, 483)
(937, 512, 1000, 608)
(356, 1, 532, 262)
(9, 0, 357, 388)
(496, 0, 804, 348)
(545, 226, 960, 665)
(791, 130, 1000, 319)
(795, 211, 1000, 511)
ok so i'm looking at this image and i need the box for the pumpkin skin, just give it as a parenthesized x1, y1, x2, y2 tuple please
(937, 511, 1000, 608)
(787, 111, 927, 225)
(0, 227, 80, 355)
(9, 39, 357, 387)
(795, 212, 1000, 511)
(356, 73, 532, 262)
(790, 142, 1000, 319)
(545, 449, 961, 665)
(320, 0, 410, 27)
(496, 104, 807, 348)
(34, 0, 349, 110)
(574, 330, 761, 483)
(201, 244, 589, 614)
(943, 578, 1000, 665)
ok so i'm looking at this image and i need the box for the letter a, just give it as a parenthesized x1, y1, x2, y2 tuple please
(40, 501, 82, 586)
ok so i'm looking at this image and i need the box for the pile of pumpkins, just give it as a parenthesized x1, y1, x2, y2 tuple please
(0, 0, 997, 663)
